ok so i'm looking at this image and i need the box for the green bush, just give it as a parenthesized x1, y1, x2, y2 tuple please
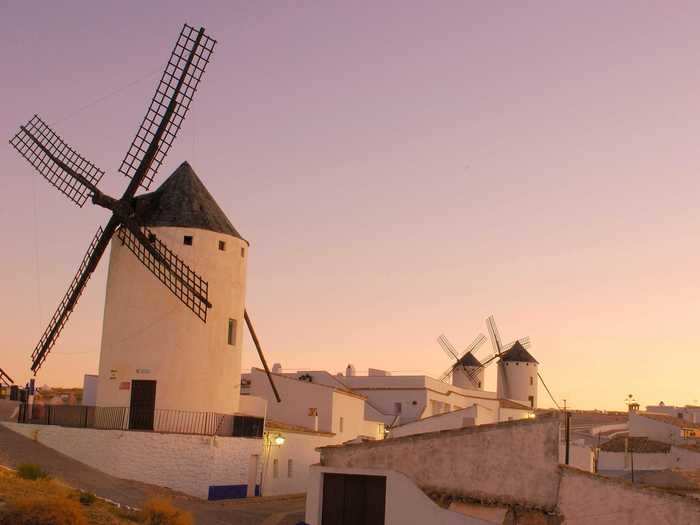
(16, 464, 48, 481)
(78, 491, 96, 506)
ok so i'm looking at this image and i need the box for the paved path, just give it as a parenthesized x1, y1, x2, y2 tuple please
(0, 425, 305, 525)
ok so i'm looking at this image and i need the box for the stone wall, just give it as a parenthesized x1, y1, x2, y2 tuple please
(320, 414, 561, 509)
(305, 466, 489, 525)
(3, 422, 262, 499)
(558, 466, 700, 524)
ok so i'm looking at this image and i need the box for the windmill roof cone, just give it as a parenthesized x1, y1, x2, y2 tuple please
(457, 352, 481, 367)
(134, 161, 244, 240)
(500, 340, 538, 363)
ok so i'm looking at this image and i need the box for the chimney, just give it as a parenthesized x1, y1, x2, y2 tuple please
(272, 363, 282, 374)
(346, 364, 356, 377)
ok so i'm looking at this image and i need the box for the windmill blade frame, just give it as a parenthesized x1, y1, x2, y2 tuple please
(244, 310, 281, 402)
(116, 225, 210, 322)
(9, 115, 105, 207)
(502, 337, 531, 353)
(0, 368, 13, 387)
(439, 363, 456, 382)
(486, 315, 503, 354)
(437, 334, 460, 362)
(31, 221, 118, 372)
(458, 333, 487, 360)
(120, 24, 216, 194)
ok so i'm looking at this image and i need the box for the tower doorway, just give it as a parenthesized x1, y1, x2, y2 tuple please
(129, 380, 157, 430)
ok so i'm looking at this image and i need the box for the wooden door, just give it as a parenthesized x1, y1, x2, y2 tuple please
(322, 473, 386, 525)
(129, 380, 156, 430)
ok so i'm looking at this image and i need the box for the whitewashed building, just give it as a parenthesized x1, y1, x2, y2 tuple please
(241, 367, 386, 496)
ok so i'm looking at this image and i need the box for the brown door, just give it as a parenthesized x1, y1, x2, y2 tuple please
(129, 380, 156, 430)
(322, 473, 386, 525)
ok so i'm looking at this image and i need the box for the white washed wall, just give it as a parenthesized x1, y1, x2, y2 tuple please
(3, 422, 261, 499)
(262, 431, 335, 496)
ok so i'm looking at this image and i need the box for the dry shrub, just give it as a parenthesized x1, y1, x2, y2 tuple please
(16, 463, 48, 481)
(0, 495, 87, 525)
(141, 497, 193, 525)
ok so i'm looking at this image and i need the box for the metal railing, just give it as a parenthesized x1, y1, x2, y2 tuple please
(17, 403, 263, 438)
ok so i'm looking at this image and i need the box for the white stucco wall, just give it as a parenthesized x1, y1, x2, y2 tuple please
(262, 430, 336, 496)
(247, 370, 336, 432)
(559, 443, 594, 472)
(96, 226, 248, 415)
(82, 375, 98, 406)
(343, 375, 499, 424)
(3, 422, 261, 499)
(305, 466, 490, 525)
(389, 406, 479, 439)
(629, 413, 684, 444)
(671, 446, 700, 469)
(238, 395, 267, 418)
(497, 406, 532, 423)
(597, 451, 670, 472)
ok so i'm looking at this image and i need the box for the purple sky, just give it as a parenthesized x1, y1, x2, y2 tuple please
(2, 1, 700, 409)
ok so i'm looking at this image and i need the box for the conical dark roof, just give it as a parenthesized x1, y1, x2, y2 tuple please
(133, 161, 244, 240)
(457, 352, 481, 367)
(500, 340, 538, 364)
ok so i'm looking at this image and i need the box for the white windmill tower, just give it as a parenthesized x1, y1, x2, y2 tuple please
(437, 333, 488, 390)
(487, 316, 539, 408)
(10, 24, 281, 431)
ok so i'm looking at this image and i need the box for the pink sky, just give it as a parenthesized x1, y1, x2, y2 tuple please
(2, 2, 700, 410)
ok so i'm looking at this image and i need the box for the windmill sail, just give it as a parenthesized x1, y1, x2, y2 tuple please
(31, 223, 117, 372)
(119, 24, 217, 193)
(116, 225, 210, 322)
(10, 115, 105, 207)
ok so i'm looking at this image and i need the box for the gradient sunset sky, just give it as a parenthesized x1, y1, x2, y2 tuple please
(2, 1, 700, 410)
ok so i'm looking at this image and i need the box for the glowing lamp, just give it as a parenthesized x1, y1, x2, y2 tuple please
(274, 434, 286, 446)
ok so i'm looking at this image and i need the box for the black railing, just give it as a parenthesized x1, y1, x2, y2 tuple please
(17, 404, 263, 438)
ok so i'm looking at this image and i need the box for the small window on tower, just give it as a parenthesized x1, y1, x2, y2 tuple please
(528, 395, 534, 408)
(530, 377, 534, 386)
(478, 381, 482, 388)
(241, 246, 245, 258)
(339, 417, 344, 433)
(183, 235, 193, 246)
(394, 402, 402, 414)
(219, 241, 226, 251)
(287, 459, 293, 478)
(273, 459, 279, 479)
(228, 319, 237, 346)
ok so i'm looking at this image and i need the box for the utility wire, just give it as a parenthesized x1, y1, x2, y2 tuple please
(52, 68, 161, 125)
(538, 371, 561, 411)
